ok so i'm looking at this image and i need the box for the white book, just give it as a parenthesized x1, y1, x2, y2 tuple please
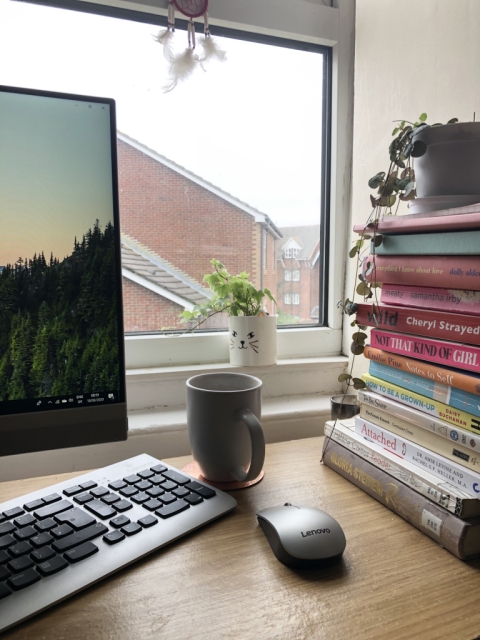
(354, 415, 480, 498)
(358, 388, 480, 453)
(324, 419, 480, 517)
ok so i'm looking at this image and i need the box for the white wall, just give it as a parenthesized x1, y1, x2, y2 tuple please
(345, 0, 480, 377)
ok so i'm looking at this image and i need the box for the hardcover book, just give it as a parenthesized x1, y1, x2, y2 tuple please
(380, 285, 480, 317)
(370, 329, 480, 374)
(358, 387, 480, 452)
(322, 438, 480, 560)
(359, 401, 480, 472)
(370, 229, 480, 256)
(324, 419, 480, 517)
(354, 415, 480, 498)
(368, 359, 480, 418)
(356, 303, 480, 347)
(363, 346, 480, 397)
(364, 255, 480, 290)
(361, 373, 480, 434)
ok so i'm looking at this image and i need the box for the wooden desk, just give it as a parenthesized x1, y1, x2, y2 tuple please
(2, 437, 480, 640)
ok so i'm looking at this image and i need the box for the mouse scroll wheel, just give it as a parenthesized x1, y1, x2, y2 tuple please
(284, 503, 292, 507)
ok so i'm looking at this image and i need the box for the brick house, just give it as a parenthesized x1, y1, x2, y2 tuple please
(117, 133, 281, 332)
(276, 225, 320, 323)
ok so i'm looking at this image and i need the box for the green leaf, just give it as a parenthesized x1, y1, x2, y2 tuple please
(349, 246, 358, 258)
(447, 117, 459, 124)
(352, 331, 368, 342)
(419, 113, 427, 122)
(392, 127, 399, 136)
(350, 342, 365, 356)
(373, 235, 383, 247)
(352, 378, 367, 390)
(356, 281, 370, 296)
(344, 301, 359, 316)
(368, 172, 386, 189)
(370, 194, 378, 208)
(338, 373, 352, 383)
(378, 195, 396, 207)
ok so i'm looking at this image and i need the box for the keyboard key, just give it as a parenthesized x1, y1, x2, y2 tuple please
(14, 526, 37, 541)
(7, 567, 41, 589)
(52, 524, 74, 538)
(34, 499, 73, 520)
(55, 507, 96, 530)
(8, 555, 35, 573)
(114, 500, 133, 513)
(160, 481, 177, 492)
(108, 480, 126, 491)
(0, 582, 12, 599)
(0, 522, 15, 535)
(64, 541, 98, 563)
(42, 493, 61, 504)
(156, 499, 190, 519)
(101, 493, 120, 505)
(173, 487, 190, 498)
(84, 500, 116, 520)
(119, 486, 138, 498)
(31, 532, 54, 548)
(150, 474, 166, 486)
(37, 555, 69, 576)
(146, 487, 164, 498)
(0, 534, 16, 550)
(90, 486, 109, 498)
(131, 492, 149, 504)
(104, 530, 125, 545)
(185, 493, 203, 506)
(34, 518, 57, 532)
(63, 485, 83, 497)
(52, 522, 108, 552)
(143, 499, 162, 512)
(0, 514, 5, 524)
(162, 469, 191, 486)
(0, 550, 10, 563)
(79, 480, 97, 491)
(185, 482, 216, 499)
(124, 474, 141, 485)
(74, 492, 94, 505)
(138, 515, 158, 528)
(110, 515, 130, 529)
(3, 507, 24, 520)
(10, 541, 34, 557)
(138, 469, 154, 479)
(159, 492, 177, 505)
(24, 499, 44, 512)
(0, 564, 10, 581)
(31, 545, 56, 562)
(121, 522, 142, 536)
(14, 513, 36, 528)
(150, 464, 167, 474)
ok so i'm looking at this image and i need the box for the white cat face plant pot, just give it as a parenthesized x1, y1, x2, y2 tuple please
(229, 315, 277, 366)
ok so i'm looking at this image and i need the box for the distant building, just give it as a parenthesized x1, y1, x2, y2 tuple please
(117, 133, 281, 332)
(276, 225, 320, 323)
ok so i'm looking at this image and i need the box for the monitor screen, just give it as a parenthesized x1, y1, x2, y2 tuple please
(0, 85, 127, 456)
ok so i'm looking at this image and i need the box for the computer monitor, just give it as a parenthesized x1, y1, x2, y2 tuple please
(0, 85, 128, 456)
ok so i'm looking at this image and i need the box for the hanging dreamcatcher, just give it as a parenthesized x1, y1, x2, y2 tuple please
(154, 0, 226, 92)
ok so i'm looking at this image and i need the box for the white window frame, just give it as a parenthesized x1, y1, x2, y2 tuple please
(292, 293, 300, 305)
(292, 270, 300, 281)
(284, 293, 292, 304)
(284, 269, 292, 281)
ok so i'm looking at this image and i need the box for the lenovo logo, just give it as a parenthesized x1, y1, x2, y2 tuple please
(301, 528, 330, 537)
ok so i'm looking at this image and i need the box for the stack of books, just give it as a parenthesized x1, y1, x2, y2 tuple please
(322, 202, 480, 560)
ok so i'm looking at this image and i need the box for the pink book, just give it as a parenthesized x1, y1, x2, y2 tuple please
(364, 255, 480, 291)
(370, 329, 480, 374)
(380, 285, 480, 316)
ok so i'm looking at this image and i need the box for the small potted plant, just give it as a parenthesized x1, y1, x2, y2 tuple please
(180, 259, 277, 366)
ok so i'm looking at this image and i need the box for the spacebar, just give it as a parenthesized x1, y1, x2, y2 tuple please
(52, 522, 108, 552)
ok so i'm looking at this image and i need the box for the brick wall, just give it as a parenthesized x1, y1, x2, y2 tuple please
(122, 278, 184, 333)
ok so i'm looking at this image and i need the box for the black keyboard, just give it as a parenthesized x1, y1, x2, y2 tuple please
(0, 454, 237, 632)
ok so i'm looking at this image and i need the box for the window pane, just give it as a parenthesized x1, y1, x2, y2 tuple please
(0, 1, 326, 332)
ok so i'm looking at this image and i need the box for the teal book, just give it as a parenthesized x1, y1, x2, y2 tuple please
(370, 229, 480, 256)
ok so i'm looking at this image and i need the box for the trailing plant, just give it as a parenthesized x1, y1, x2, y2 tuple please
(180, 258, 276, 329)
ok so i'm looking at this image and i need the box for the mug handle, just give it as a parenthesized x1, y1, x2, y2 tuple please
(230, 408, 265, 482)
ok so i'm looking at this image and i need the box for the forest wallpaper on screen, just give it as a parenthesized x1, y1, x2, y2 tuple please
(0, 221, 121, 401)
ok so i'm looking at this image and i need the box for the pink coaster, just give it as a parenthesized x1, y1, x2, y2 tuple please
(182, 461, 264, 490)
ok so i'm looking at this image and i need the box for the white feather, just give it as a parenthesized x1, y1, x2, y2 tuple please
(199, 35, 227, 62)
(153, 28, 175, 61)
(163, 48, 200, 93)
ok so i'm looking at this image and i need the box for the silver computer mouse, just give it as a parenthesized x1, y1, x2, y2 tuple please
(256, 503, 346, 569)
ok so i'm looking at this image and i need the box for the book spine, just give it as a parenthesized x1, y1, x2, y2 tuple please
(364, 255, 480, 291)
(363, 346, 480, 398)
(361, 373, 480, 435)
(359, 402, 480, 472)
(380, 285, 480, 316)
(357, 303, 480, 347)
(357, 388, 480, 453)
(370, 329, 480, 374)
(368, 360, 480, 418)
(370, 229, 480, 256)
(353, 209, 480, 235)
(354, 415, 480, 498)
(324, 421, 473, 516)
(322, 439, 470, 559)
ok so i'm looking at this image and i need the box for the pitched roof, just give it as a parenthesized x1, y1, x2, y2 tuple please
(277, 225, 321, 261)
(121, 234, 212, 311)
(117, 132, 282, 239)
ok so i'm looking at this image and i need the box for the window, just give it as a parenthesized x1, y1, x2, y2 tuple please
(284, 247, 300, 259)
(293, 294, 300, 305)
(1, 0, 354, 368)
(284, 294, 292, 304)
(285, 270, 292, 281)
(293, 270, 300, 281)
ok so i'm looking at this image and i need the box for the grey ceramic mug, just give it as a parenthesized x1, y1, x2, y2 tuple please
(186, 373, 265, 483)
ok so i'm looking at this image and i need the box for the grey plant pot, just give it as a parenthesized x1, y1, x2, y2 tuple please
(414, 122, 480, 202)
